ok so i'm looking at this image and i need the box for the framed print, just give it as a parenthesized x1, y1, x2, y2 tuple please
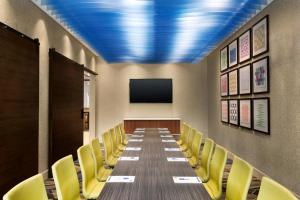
(239, 29, 251, 63)
(220, 46, 228, 71)
(253, 98, 270, 134)
(229, 69, 238, 96)
(229, 99, 239, 125)
(239, 99, 252, 129)
(239, 64, 251, 95)
(221, 100, 229, 123)
(252, 56, 269, 94)
(220, 73, 228, 97)
(229, 40, 238, 67)
(252, 15, 269, 57)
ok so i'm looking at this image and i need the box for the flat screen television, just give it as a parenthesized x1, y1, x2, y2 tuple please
(130, 79, 173, 103)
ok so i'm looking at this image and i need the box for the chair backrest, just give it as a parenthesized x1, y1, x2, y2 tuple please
(226, 156, 253, 200)
(200, 138, 214, 177)
(109, 128, 117, 151)
(52, 155, 80, 200)
(102, 131, 113, 160)
(180, 122, 186, 139)
(90, 138, 105, 174)
(77, 145, 97, 197)
(191, 130, 203, 157)
(3, 174, 48, 200)
(187, 128, 196, 148)
(257, 177, 298, 200)
(115, 125, 122, 146)
(207, 145, 227, 199)
(118, 123, 126, 143)
(182, 124, 191, 145)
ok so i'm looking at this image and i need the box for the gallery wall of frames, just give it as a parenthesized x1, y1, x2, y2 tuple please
(220, 15, 270, 134)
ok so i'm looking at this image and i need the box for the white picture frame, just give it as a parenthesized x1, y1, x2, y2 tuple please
(220, 73, 228, 97)
(229, 100, 239, 125)
(229, 69, 238, 96)
(239, 99, 252, 129)
(253, 98, 270, 134)
(239, 29, 251, 63)
(221, 100, 229, 123)
(252, 16, 269, 57)
(229, 40, 238, 67)
(239, 64, 251, 95)
(252, 57, 269, 94)
(220, 47, 228, 71)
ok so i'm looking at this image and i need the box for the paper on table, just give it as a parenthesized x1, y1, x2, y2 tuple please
(132, 135, 144, 138)
(158, 128, 168, 130)
(162, 139, 176, 143)
(167, 157, 188, 162)
(164, 148, 181, 152)
(160, 135, 173, 138)
(128, 139, 143, 142)
(159, 130, 170, 133)
(125, 147, 142, 151)
(173, 176, 202, 184)
(107, 176, 135, 183)
(136, 128, 145, 131)
(118, 157, 139, 161)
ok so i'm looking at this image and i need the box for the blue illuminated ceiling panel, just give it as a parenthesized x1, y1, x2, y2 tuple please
(34, 0, 271, 63)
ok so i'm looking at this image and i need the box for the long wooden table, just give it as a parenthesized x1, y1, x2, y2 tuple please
(98, 128, 211, 200)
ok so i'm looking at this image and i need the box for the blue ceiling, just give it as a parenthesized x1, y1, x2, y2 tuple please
(37, 0, 270, 63)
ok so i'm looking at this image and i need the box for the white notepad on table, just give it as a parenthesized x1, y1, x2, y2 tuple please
(107, 176, 135, 183)
(132, 135, 144, 138)
(159, 130, 170, 133)
(164, 148, 181, 152)
(173, 176, 202, 184)
(125, 147, 142, 151)
(136, 128, 145, 131)
(167, 157, 188, 162)
(128, 139, 143, 142)
(118, 156, 139, 161)
(158, 128, 168, 130)
(162, 139, 176, 143)
(160, 135, 173, 138)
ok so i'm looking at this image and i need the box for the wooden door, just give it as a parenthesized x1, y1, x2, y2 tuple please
(49, 49, 83, 176)
(0, 22, 39, 196)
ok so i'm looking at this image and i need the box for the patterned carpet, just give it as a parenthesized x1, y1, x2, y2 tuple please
(44, 159, 261, 200)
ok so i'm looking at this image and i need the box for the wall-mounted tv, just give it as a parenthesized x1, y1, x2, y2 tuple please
(130, 79, 173, 103)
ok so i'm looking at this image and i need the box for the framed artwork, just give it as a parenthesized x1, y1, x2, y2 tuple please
(220, 73, 228, 97)
(221, 100, 229, 123)
(239, 99, 252, 129)
(252, 56, 269, 94)
(229, 99, 239, 125)
(229, 69, 238, 96)
(239, 29, 251, 63)
(229, 40, 238, 67)
(239, 64, 251, 95)
(252, 15, 269, 57)
(253, 98, 270, 134)
(220, 46, 228, 71)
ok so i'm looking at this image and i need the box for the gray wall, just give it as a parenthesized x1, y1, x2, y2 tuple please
(206, 0, 300, 194)
(96, 62, 208, 137)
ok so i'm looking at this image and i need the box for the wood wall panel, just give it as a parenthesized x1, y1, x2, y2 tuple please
(124, 120, 180, 134)
(49, 49, 83, 176)
(0, 22, 39, 197)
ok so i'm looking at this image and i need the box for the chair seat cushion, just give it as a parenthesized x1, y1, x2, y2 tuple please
(97, 167, 113, 182)
(204, 180, 221, 200)
(85, 180, 105, 199)
(184, 149, 193, 158)
(195, 167, 209, 183)
(188, 156, 198, 167)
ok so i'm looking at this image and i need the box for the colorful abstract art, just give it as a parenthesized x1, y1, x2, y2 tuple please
(221, 100, 229, 123)
(253, 98, 269, 133)
(221, 73, 228, 96)
(253, 16, 268, 56)
(229, 40, 238, 67)
(220, 47, 228, 71)
(229, 70, 238, 95)
(239, 30, 251, 62)
(253, 57, 269, 93)
(239, 64, 251, 94)
(239, 99, 252, 128)
(229, 100, 239, 125)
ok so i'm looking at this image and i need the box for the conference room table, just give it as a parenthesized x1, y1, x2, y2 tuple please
(98, 128, 211, 200)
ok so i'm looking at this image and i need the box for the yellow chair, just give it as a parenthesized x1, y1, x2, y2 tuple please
(188, 130, 203, 167)
(90, 138, 113, 182)
(77, 145, 105, 199)
(176, 122, 186, 145)
(109, 128, 122, 158)
(102, 131, 118, 167)
(179, 124, 191, 152)
(225, 157, 253, 200)
(195, 138, 214, 182)
(52, 155, 81, 200)
(184, 128, 196, 158)
(3, 174, 48, 200)
(119, 123, 128, 145)
(203, 145, 227, 200)
(115, 126, 126, 151)
(257, 177, 298, 200)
